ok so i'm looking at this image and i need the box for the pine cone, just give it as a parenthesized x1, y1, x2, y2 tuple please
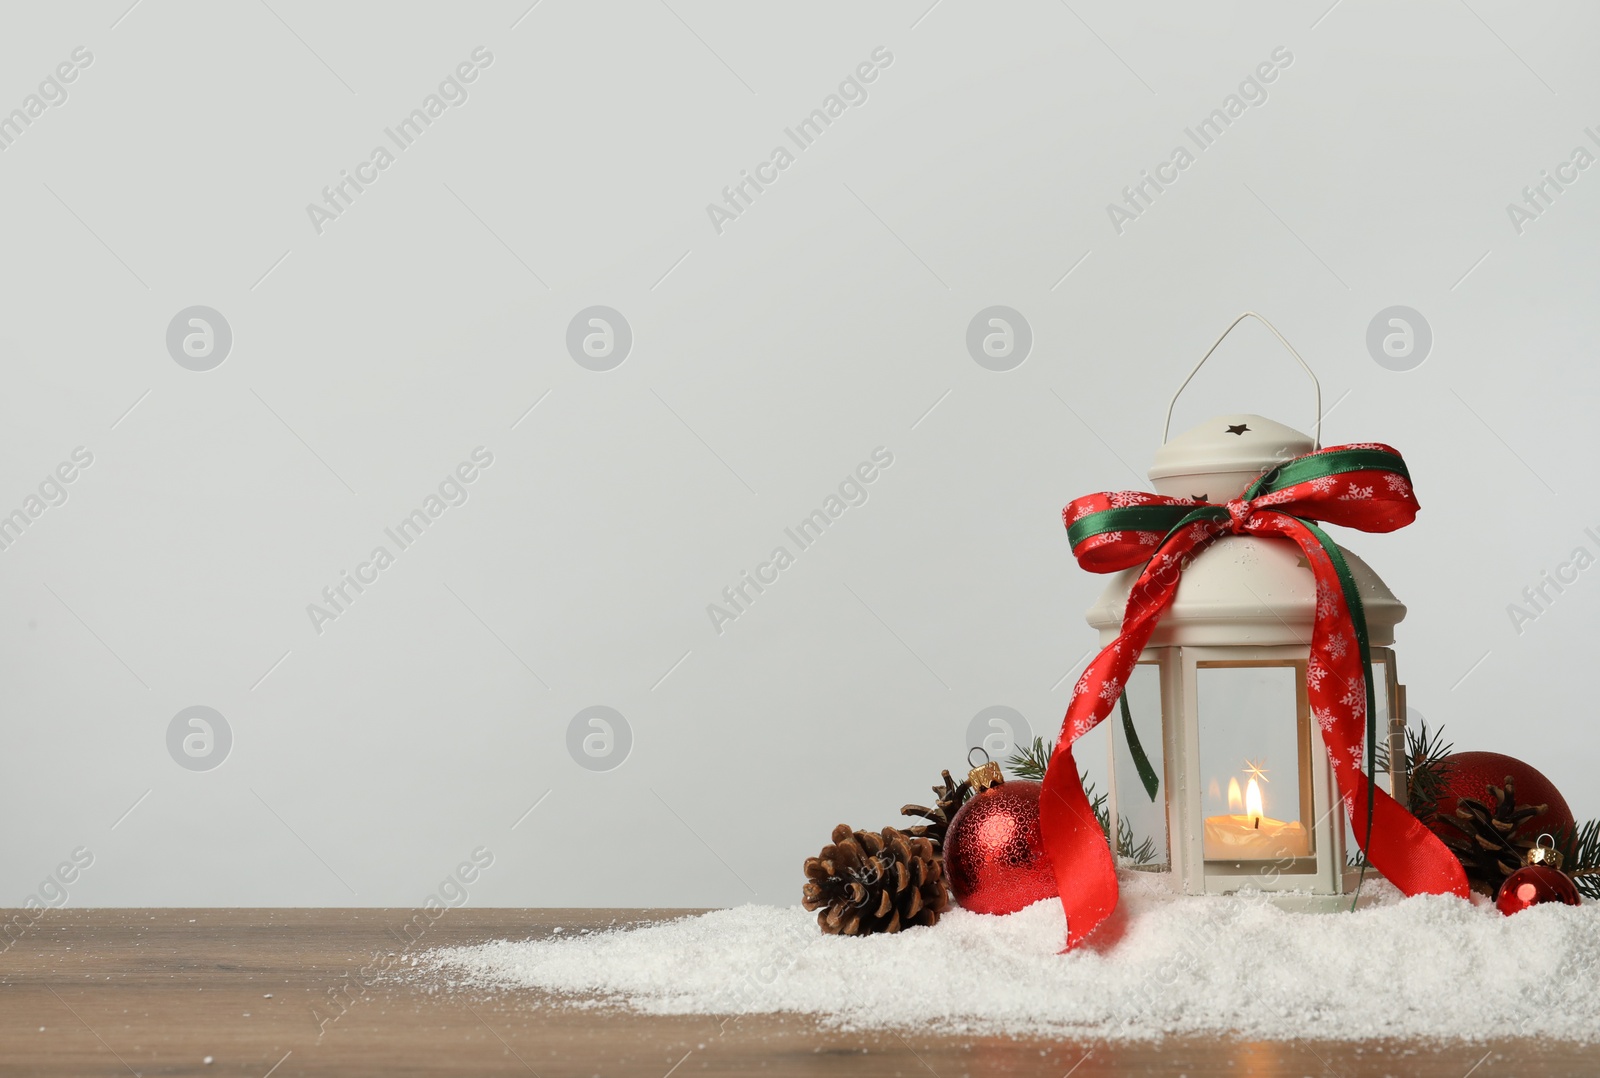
(802, 824, 948, 936)
(901, 769, 971, 853)
(1439, 776, 1548, 895)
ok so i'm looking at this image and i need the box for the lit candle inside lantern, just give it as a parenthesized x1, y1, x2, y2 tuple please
(1203, 773, 1309, 860)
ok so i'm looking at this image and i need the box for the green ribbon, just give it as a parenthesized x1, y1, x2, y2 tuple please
(1066, 505, 1203, 548)
(1302, 518, 1379, 902)
(1120, 691, 1160, 802)
(1245, 448, 1409, 499)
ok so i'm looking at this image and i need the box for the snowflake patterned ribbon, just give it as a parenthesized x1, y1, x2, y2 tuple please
(1044, 443, 1469, 950)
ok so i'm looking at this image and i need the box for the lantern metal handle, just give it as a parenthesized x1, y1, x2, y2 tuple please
(1162, 311, 1322, 449)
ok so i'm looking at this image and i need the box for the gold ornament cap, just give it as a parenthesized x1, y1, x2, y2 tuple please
(967, 747, 1004, 793)
(1526, 834, 1564, 870)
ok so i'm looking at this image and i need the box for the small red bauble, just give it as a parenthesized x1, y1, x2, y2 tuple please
(1430, 751, 1575, 845)
(944, 777, 1058, 916)
(1496, 864, 1581, 915)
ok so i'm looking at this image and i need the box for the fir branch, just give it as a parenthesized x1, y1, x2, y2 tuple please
(1555, 818, 1600, 901)
(1376, 715, 1454, 823)
(1006, 736, 1053, 781)
(1118, 818, 1159, 866)
(1081, 772, 1159, 865)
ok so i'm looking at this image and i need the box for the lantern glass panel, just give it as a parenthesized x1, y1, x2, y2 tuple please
(1110, 660, 1167, 869)
(1196, 660, 1317, 877)
(1365, 652, 1393, 779)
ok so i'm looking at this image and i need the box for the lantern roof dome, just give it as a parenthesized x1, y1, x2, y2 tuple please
(1086, 535, 1405, 648)
(1149, 414, 1315, 502)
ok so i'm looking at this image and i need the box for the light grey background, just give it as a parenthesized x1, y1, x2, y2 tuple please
(4, 0, 1597, 908)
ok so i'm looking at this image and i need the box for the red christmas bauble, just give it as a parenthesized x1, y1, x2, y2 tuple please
(1430, 751, 1575, 845)
(944, 780, 1058, 915)
(1496, 864, 1581, 915)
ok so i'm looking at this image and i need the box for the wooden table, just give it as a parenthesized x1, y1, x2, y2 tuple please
(0, 908, 1589, 1076)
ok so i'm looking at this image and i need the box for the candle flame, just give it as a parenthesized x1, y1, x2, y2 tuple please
(1227, 777, 1243, 813)
(1245, 777, 1264, 820)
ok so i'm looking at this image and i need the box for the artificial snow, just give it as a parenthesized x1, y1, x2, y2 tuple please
(424, 874, 1600, 1041)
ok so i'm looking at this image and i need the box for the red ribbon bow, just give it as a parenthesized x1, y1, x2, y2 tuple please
(1043, 443, 1468, 949)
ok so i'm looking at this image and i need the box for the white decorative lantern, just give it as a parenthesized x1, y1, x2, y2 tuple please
(1089, 319, 1409, 909)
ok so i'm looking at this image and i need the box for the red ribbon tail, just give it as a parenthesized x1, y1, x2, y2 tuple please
(1345, 773, 1470, 898)
(1043, 531, 1210, 950)
(1039, 739, 1118, 950)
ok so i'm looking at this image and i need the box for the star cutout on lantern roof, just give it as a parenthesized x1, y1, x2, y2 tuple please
(1226, 423, 1251, 435)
